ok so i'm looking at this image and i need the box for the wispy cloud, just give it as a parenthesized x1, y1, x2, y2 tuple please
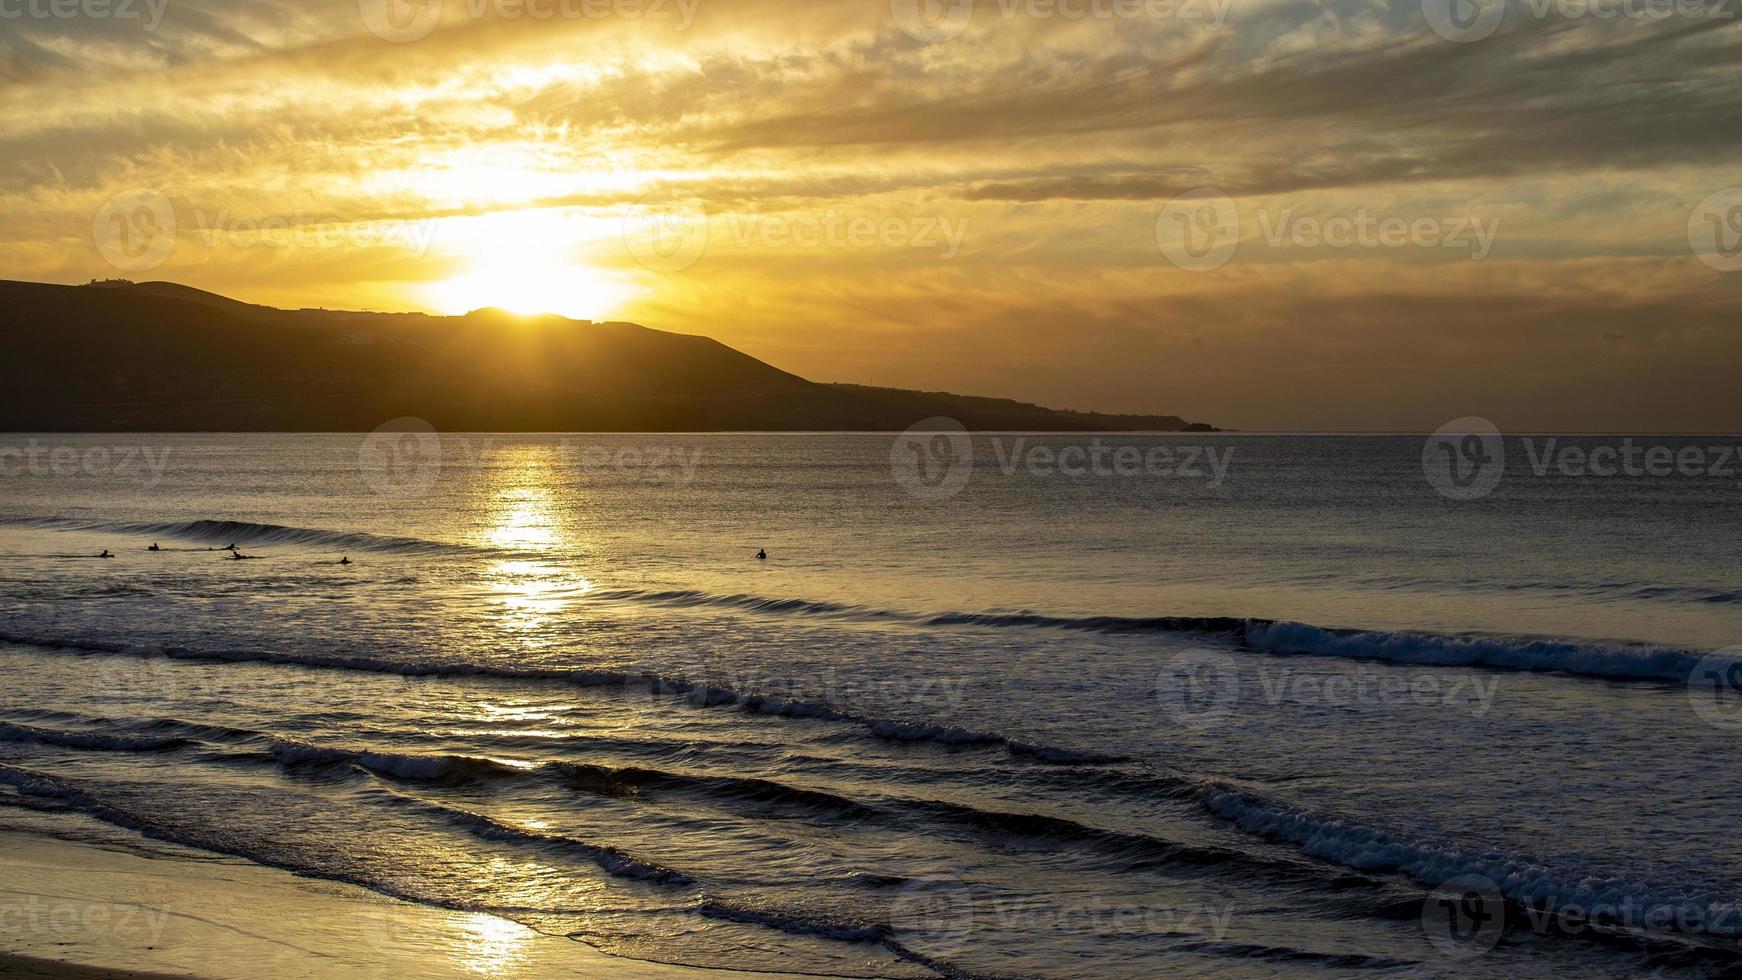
(1, 0, 1738, 427)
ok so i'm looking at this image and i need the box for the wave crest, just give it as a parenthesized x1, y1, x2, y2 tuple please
(1, 515, 473, 555)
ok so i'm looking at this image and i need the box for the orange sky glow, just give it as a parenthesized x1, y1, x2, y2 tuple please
(2, 0, 1740, 429)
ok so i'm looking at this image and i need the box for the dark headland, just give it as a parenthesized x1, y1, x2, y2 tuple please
(0, 279, 1215, 433)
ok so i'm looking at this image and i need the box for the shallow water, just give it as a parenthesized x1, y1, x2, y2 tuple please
(2, 433, 1739, 977)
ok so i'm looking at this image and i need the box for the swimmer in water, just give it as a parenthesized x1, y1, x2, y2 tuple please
(339, 557, 352, 566)
(756, 548, 767, 560)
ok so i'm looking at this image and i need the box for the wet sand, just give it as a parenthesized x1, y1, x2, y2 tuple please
(0, 954, 196, 979)
(0, 830, 762, 979)
(0, 955, 192, 979)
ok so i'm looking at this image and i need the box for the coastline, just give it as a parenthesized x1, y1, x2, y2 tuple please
(0, 827, 764, 979)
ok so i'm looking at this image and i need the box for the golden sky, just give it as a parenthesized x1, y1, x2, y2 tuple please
(2, 0, 1739, 429)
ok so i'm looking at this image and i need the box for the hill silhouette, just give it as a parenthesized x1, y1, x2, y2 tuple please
(0, 279, 1213, 432)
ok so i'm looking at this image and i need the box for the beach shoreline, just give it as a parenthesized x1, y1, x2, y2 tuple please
(0, 827, 754, 979)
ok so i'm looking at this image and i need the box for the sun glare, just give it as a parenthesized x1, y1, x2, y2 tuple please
(425, 208, 636, 321)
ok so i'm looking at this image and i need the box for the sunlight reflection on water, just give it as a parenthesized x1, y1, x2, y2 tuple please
(460, 912, 532, 976)
(481, 452, 594, 642)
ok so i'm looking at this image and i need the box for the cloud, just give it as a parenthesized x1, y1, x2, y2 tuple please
(1, 0, 1739, 427)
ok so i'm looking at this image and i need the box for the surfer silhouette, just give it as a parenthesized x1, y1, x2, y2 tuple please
(756, 548, 767, 560)
(148, 543, 160, 552)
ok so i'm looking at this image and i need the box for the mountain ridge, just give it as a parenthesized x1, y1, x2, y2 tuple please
(0, 279, 1215, 433)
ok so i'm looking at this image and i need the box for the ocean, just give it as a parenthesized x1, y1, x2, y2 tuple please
(1, 431, 1739, 977)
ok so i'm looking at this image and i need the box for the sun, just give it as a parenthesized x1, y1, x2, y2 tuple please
(429, 257, 632, 321)
(423, 208, 637, 321)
